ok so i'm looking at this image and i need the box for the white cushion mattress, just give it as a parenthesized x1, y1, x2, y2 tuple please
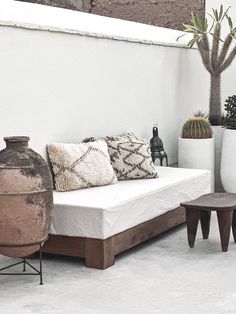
(50, 167, 211, 239)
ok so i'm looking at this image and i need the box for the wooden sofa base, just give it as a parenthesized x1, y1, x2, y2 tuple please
(42, 206, 185, 269)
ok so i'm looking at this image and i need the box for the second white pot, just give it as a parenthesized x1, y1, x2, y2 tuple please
(178, 137, 215, 191)
(212, 126, 224, 192)
(220, 129, 236, 192)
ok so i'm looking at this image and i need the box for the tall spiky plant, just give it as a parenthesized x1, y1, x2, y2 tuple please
(178, 5, 236, 125)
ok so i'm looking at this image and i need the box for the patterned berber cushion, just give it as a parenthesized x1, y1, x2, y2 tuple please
(105, 134, 158, 180)
(47, 140, 117, 191)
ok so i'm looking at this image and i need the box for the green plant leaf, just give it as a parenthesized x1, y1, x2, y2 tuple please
(214, 9, 219, 22)
(207, 13, 215, 21)
(176, 34, 186, 42)
(178, 5, 235, 49)
(232, 27, 236, 37)
(191, 11, 205, 32)
(195, 13, 205, 31)
(204, 19, 208, 32)
(221, 6, 231, 23)
(191, 11, 197, 25)
(226, 15, 233, 29)
(188, 37, 198, 48)
(190, 12, 202, 32)
(219, 4, 223, 21)
(208, 20, 215, 33)
(223, 95, 236, 129)
(182, 23, 201, 33)
(182, 23, 195, 30)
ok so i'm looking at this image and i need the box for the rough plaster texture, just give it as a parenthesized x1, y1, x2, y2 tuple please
(91, 0, 205, 30)
(17, 0, 205, 30)
(17, 0, 91, 12)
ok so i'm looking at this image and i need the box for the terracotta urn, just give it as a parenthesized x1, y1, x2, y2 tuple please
(0, 136, 53, 257)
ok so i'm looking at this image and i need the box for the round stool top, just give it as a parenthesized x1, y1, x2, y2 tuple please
(181, 193, 236, 211)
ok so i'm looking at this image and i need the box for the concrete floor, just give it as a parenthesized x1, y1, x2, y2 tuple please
(1, 215, 236, 314)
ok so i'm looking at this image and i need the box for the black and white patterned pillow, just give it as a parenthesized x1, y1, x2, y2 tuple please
(105, 132, 138, 141)
(47, 140, 117, 191)
(105, 134, 158, 181)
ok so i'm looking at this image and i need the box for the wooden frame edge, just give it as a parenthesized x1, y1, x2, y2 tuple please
(42, 206, 185, 269)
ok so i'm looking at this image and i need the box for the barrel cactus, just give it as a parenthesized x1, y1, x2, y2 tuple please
(182, 116, 213, 139)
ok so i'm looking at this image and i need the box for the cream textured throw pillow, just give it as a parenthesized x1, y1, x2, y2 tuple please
(47, 140, 117, 191)
(105, 135, 158, 180)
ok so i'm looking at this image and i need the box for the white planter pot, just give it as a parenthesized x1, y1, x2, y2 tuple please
(212, 126, 224, 192)
(220, 129, 236, 192)
(178, 138, 214, 191)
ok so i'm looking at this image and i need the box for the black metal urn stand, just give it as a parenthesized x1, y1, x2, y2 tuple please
(0, 244, 44, 285)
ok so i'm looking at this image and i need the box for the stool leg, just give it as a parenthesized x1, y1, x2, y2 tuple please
(232, 210, 236, 243)
(186, 208, 199, 248)
(217, 210, 233, 252)
(200, 210, 211, 239)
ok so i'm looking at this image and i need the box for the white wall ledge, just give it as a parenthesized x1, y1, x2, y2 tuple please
(0, 0, 193, 49)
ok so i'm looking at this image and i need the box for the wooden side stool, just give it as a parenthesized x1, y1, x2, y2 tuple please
(181, 193, 236, 252)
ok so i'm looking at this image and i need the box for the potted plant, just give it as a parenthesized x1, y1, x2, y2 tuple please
(178, 113, 214, 190)
(220, 95, 236, 192)
(179, 5, 236, 124)
(178, 5, 236, 191)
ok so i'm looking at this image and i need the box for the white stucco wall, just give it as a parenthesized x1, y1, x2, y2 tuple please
(0, 1, 235, 163)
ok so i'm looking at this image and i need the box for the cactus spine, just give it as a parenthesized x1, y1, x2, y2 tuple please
(182, 116, 213, 139)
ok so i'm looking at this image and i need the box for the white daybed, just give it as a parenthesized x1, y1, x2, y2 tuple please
(43, 167, 211, 269)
